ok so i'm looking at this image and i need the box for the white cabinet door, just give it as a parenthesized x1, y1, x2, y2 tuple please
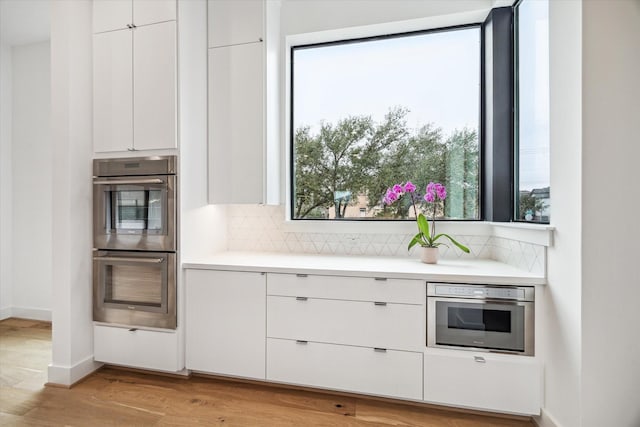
(267, 273, 425, 304)
(133, 0, 176, 27)
(208, 0, 264, 48)
(133, 21, 177, 151)
(423, 350, 542, 415)
(93, 29, 134, 153)
(267, 296, 424, 351)
(267, 338, 423, 400)
(93, 0, 132, 34)
(94, 324, 181, 372)
(185, 269, 266, 380)
(208, 43, 264, 203)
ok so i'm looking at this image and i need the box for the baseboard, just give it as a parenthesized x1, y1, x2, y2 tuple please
(48, 355, 103, 387)
(0, 306, 11, 320)
(9, 306, 52, 321)
(533, 408, 561, 427)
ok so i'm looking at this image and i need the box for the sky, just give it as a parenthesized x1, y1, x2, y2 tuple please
(516, 0, 550, 191)
(292, 8, 550, 193)
(292, 27, 481, 139)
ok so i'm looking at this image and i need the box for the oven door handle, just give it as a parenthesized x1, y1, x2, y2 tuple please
(93, 178, 164, 185)
(93, 256, 165, 264)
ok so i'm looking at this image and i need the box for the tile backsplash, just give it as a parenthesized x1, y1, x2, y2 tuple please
(226, 205, 546, 275)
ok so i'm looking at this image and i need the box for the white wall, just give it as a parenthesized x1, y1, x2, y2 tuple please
(0, 42, 13, 319)
(542, 1, 583, 426)
(48, 0, 99, 386)
(10, 40, 52, 320)
(179, 0, 227, 260)
(281, 0, 493, 35)
(581, 2, 640, 426)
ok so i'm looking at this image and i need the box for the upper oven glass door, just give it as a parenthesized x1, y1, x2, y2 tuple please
(429, 298, 533, 355)
(93, 175, 176, 251)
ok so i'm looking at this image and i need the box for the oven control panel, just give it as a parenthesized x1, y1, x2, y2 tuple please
(428, 283, 534, 302)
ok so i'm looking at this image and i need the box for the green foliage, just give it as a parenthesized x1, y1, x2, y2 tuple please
(293, 107, 479, 220)
(407, 213, 470, 253)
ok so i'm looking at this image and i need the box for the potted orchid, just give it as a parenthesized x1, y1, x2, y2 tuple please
(383, 181, 470, 263)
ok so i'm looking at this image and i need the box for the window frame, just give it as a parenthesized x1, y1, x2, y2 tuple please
(288, 23, 484, 222)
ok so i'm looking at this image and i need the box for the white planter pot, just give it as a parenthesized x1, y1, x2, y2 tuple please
(420, 247, 439, 264)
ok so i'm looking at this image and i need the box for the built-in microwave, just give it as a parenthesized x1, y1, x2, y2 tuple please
(427, 283, 535, 356)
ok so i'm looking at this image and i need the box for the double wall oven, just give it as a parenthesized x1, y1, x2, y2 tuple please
(93, 156, 177, 329)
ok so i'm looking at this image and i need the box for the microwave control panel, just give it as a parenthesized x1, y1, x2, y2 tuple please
(428, 283, 534, 302)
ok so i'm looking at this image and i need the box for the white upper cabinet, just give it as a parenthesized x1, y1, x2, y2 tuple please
(133, 0, 176, 27)
(133, 21, 177, 151)
(208, 43, 264, 203)
(207, 0, 280, 204)
(208, 0, 264, 48)
(93, 0, 176, 33)
(92, 0, 177, 153)
(93, 30, 134, 153)
(93, 0, 131, 33)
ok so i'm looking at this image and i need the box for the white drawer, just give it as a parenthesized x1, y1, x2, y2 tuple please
(267, 338, 423, 401)
(267, 273, 424, 304)
(267, 296, 424, 351)
(94, 324, 181, 372)
(423, 350, 542, 415)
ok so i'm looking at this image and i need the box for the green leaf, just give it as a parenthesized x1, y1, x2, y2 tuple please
(433, 233, 470, 253)
(407, 233, 422, 251)
(417, 213, 431, 241)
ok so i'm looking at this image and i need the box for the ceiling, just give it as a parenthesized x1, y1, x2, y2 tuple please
(0, 0, 50, 47)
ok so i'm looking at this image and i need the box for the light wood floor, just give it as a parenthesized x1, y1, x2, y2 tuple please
(0, 318, 534, 426)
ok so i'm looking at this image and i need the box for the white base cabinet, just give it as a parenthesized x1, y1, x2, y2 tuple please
(185, 269, 266, 380)
(423, 350, 542, 415)
(183, 268, 543, 416)
(267, 338, 423, 400)
(93, 324, 181, 372)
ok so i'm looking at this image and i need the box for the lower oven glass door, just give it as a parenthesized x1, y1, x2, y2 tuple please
(93, 251, 176, 329)
(428, 298, 534, 355)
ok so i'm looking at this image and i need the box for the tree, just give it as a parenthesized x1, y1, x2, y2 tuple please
(444, 128, 479, 219)
(294, 108, 409, 219)
(293, 107, 480, 220)
(518, 193, 546, 220)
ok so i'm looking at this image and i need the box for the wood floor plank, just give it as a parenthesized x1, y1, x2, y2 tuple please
(0, 318, 535, 426)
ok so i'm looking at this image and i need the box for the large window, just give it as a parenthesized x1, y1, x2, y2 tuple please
(291, 26, 481, 220)
(515, 0, 550, 223)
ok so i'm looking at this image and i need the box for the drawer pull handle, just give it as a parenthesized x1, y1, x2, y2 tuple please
(296, 274, 308, 278)
(296, 340, 308, 345)
(474, 356, 486, 363)
(374, 277, 387, 281)
(128, 328, 138, 332)
(374, 301, 387, 306)
(374, 347, 387, 352)
(295, 296, 308, 301)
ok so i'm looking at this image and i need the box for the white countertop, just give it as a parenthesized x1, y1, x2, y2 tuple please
(183, 252, 545, 285)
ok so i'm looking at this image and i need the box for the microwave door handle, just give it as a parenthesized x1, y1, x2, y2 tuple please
(93, 178, 164, 185)
(93, 256, 164, 264)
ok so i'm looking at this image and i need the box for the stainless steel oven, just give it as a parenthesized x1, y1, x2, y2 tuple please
(93, 156, 177, 329)
(93, 156, 176, 252)
(93, 251, 176, 329)
(427, 283, 534, 356)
